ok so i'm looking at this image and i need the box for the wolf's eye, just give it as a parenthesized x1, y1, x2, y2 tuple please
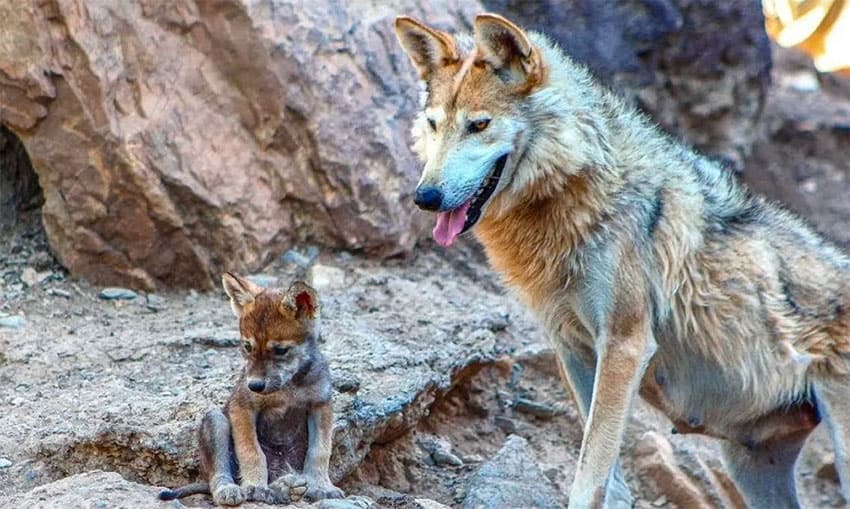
(242, 341, 252, 353)
(427, 118, 436, 131)
(468, 118, 491, 134)
(272, 345, 290, 357)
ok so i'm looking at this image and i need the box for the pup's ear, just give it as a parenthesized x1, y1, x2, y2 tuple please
(473, 13, 544, 92)
(395, 15, 459, 80)
(286, 281, 319, 320)
(221, 272, 261, 317)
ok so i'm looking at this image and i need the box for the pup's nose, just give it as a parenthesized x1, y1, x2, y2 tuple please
(414, 186, 443, 211)
(247, 380, 266, 393)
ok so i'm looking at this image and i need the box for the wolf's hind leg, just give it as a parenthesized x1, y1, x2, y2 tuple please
(720, 432, 807, 509)
(814, 376, 850, 504)
(555, 344, 633, 509)
(199, 409, 244, 506)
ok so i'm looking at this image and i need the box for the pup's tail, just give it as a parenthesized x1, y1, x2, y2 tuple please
(158, 482, 210, 500)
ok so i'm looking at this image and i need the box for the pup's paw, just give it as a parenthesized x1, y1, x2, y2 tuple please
(242, 484, 282, 504)
(303, 475, 344, 501)
(212, 483, 245, 506)
(270, 473, 309, 502)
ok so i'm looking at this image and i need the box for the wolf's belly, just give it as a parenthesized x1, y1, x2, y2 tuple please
(640, 338, 816, 444)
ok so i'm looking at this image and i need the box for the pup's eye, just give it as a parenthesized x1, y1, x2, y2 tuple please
(427, 118, 436, 131)
(468, 118, 491, 133)
(272, 345, 290, 356)
(242, 341, 252, 352)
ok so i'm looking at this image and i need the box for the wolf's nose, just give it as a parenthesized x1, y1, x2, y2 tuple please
(414, 187, 443, 211)
(248, 380, 266, 393)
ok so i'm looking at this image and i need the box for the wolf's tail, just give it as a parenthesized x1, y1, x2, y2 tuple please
(158, 482, 210, 500)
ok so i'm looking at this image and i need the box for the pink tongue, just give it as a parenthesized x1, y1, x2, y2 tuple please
(433, 200, 471, 247)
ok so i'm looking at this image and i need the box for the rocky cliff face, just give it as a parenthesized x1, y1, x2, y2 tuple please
(1, 0, 773, 290)
(0, 0, 479, 290)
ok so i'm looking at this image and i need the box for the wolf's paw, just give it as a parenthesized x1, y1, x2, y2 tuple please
(212, 483, 245, 506)
(270, 473, 309, 503)
(243, 484, 286, 504)
(303, 475, 344, 501)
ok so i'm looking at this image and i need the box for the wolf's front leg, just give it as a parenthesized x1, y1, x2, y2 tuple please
(568, 316, 655, 508)
(554, 343, 633, 508)
(228, 405, 273, 502)
(199, 409, 244, 506)
(300, 402, 344, 501)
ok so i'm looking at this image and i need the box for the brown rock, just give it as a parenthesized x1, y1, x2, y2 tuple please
(632, 432, 744, 509)
(0, 0, 480, 290)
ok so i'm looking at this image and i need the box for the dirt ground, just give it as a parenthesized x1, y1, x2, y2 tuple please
(1, 205, 846, 508)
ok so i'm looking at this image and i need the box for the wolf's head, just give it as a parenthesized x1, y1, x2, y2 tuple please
(222, 273, 320, 395)
(395, 14, 610, 247)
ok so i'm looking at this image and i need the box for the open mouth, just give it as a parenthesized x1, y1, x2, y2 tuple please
(432, 154, 508, 247)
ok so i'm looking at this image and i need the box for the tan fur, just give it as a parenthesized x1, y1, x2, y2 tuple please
(396, 12, 850, 508)
(160, 274, 342, 506)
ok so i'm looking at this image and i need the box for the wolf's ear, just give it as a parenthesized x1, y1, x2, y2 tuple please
(222, 273, 261, 317)
(474, 13, 544, 91)
(395, 15, 459, 80)
(287, 281, 319, 320)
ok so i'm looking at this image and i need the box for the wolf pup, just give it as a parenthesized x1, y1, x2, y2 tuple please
(159, 274, 344, 506)
(395, 13, 850, 509)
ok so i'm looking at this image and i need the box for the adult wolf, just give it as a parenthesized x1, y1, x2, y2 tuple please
(395, 13, 850, 509)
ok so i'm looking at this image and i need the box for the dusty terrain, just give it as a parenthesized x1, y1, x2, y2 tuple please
(0, 219, 845, 508)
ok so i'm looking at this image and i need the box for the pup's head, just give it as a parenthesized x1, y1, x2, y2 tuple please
(395, 13, 548, 247)
(222, 273, 320, 395)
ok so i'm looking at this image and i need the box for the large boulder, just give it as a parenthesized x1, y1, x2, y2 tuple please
(0, 0, 479, 290)
(481, 0, 772, 168)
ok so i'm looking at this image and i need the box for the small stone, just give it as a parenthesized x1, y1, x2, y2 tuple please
(0, 458, 12, 468)
(98, 287, 138, 300)
(246, 274, 277, 288)
(415, 499, 452, 509)
(494, 415, 517, 434)
(27, 251, 54, 271)
(310, 264, 346, 291)
(815, 453, 839, 482)
(319, 497, 371, 509)
(333, 374, 361, 394)
(782, 71, 820, 93)
(513, 398, 562, 419)
(282, 249, 316, 268)
(48, 288, 71, 299)
(0, 315, 26, 329)
(21, 267, 51, 287)
(652, 495, 668, 506)
(417, 434, 464, 467)
(145, 293, 165, 311)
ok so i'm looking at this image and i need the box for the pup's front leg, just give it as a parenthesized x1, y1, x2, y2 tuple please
(569, 313, 655, 508)
(228, 406, 270, 497)
(300, 402, 344, 500)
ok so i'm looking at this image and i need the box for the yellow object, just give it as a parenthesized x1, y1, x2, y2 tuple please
(764, 0, 850, 72)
